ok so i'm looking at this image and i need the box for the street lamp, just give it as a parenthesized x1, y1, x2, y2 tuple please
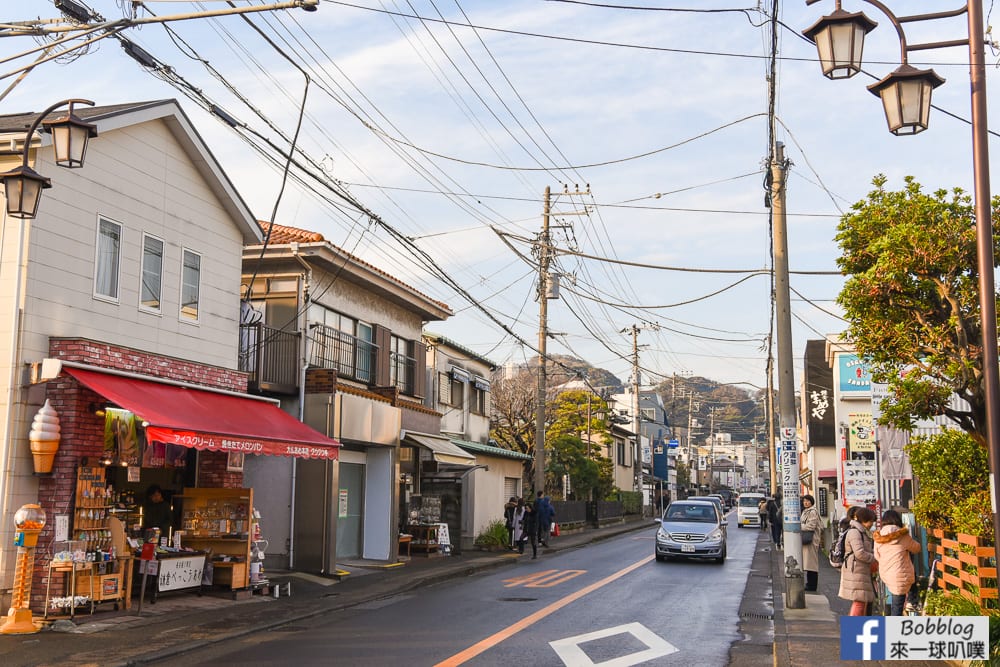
(803, 0, 1000, 564)
(0, 99, 97, 219)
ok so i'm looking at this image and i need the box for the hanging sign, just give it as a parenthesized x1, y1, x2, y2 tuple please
(848, 413, 875, 454)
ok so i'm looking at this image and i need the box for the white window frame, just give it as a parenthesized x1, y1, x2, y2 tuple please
(180, 248, 201, 323)
(93, 216, 122, 303)
(139, 233, 164, 314)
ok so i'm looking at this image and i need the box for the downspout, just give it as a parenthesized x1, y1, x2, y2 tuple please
(290, 243, 312, 569)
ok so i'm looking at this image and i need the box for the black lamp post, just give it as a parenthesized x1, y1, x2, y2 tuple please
(803, 0, 1000, 566)
(0, 99, 97, 219)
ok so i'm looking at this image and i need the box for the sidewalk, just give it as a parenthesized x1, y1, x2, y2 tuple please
(0, 518, 655, 667)
(768, 532, 942, 667)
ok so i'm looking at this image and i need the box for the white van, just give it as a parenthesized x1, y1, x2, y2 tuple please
(736, 492, 766, 528)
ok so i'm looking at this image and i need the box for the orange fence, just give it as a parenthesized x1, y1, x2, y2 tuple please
(927, 528, 998, 611)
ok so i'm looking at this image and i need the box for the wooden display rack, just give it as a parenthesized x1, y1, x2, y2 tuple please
(180, 487, 252, 592)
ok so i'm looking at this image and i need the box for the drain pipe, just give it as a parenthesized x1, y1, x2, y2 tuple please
(289, 243, 312, 570)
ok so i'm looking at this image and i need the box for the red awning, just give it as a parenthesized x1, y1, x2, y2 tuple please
(817, 468, 837, 479)
(65, 367, 339, 460)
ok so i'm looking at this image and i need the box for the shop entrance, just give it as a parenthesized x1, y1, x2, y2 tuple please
(337, 462, 365, 559)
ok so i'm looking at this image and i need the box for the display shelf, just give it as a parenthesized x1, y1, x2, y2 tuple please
(74, 463, 113, 553)
(180, 488, 252, 590)
(406, 524, 442, 556)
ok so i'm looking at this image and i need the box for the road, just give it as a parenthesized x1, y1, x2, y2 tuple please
(154, 511, 761, 666)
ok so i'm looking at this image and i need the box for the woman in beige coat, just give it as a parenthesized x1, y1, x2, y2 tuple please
(874, 509, 922, 615)
(838, 506, 878, 616)
(800, 494, 822, 591)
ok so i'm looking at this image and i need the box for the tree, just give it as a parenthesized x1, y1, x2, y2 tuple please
(907, 430, 991, 536)
(490, 367, 537, 482)
(836, 175, 1000, 440)
(546, 390, 613, 499)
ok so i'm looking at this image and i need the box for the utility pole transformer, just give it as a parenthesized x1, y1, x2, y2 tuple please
(534, 186, 551, 494)
(772, 141, 804, 610)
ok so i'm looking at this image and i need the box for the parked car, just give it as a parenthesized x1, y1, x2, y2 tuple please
(736, 492, 766, 528)
(717, 489, 737, 509)
(655, 500, 727, 563)
(709, 493, 729, 511)
(686, 495, 726, 522)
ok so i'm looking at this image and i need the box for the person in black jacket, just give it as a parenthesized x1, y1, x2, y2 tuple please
(503, 497, 517, 550)
(519, 503, 538, 559)
(766, 495, 783, 548)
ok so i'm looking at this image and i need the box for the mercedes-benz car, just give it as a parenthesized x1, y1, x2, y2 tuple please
(655, 500, 727, 563)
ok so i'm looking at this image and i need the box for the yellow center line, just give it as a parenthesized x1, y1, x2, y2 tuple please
(434, 555, 654, 667)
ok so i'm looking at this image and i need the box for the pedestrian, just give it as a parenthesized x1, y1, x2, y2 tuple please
(766, 496, 783, 548)
(535, 491, 555, 546)
(512, 498, 527, 550)
(873, 509, 922, 615)
(838, 506, 878, 616)
(758, 497, 768, 531)
(520, 501, 538, 559)
(800, 494, 822, 591)
(503, 496, 518, 550)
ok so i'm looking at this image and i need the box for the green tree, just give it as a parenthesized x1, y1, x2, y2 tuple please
(836, 175, 1000, 440)
(546, 390, 613, 499)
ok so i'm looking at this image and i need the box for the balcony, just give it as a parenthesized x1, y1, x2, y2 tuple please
(311, 324, 378, 384)
(239, 323, 300, 394)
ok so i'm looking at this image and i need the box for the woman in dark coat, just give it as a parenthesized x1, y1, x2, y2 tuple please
(503, 497, 517, 550)
(519, 503, 538, 559)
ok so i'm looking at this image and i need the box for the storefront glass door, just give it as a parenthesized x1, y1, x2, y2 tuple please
(336, 462, 365, 559)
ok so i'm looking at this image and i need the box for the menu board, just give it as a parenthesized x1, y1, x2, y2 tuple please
(843, 459, 878, 505)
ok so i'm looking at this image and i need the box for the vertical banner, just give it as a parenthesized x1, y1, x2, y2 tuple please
(780, 440, 800, 528)
(848, 413, 875, 454)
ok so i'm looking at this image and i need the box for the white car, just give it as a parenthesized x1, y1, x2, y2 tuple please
(736, 492, 766, 528)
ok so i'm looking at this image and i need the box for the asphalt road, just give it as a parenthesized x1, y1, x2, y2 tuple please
(157, 511, 759, 666)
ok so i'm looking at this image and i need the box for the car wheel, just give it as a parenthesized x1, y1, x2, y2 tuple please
(655, 554, 666, 562)
(737, 524, 743, 529)
(716, 547, 727, 564)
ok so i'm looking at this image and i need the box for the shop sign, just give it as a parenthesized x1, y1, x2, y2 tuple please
(848, 413, 875, 454)
(339, 489, 349, 518)
(157, 556, 206, 592)
(838, 354, 871, 394)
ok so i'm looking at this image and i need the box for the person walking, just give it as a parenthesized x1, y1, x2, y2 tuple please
(758, 497, 768, 531)
(503, 497, 518, 550)
(766, 496, 783, 548)
(520, 501, 539, 559)
(839, 506, 878, 616)
(874, 509, 922, 615)
(535, 491, 555, 547)
(800, 494, 822, 591)
(512, 498, 527, 551)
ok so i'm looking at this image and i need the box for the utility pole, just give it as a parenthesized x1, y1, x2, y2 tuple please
(772, 141, 804, 609)
(767, 354, 777, 495)
(534, 186, 551, 494)
(626, 325, 642, 495)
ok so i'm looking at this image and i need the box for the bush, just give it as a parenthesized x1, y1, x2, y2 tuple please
(907, 429, 992, 535)
(474, 519, 509, 548)
(618, 491, 642, 515)
(923, 590, 1000, 666)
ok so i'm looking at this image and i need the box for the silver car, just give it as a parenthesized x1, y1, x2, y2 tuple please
(655, 500, 727, 563)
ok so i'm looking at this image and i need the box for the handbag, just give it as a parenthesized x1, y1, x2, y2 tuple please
(801, 530, 814, 545)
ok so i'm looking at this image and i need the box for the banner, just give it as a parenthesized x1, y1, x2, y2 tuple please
(848, 413, 875, 454)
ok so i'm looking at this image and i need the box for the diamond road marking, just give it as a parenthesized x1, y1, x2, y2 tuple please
(549, 622, 678, 666)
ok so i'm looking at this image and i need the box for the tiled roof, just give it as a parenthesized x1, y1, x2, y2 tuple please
(423, 332, 497, 369)
(451, 438, 532, 461)
(0, 100, 174, 133)
(256, 221, 451, 314)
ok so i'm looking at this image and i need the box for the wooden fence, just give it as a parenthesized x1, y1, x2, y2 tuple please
(927, 528, 998, 611)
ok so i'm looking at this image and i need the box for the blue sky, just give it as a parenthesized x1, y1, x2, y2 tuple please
(1, 1, 996, 390)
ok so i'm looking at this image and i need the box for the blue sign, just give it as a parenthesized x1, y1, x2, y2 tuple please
(667, 439, 680, 448)
(652, 442, 669, 480)
(838, 354, 871, 394)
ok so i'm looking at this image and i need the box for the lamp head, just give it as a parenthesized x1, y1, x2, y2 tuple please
(867, 64, 945, 135)
(803, 8, 877, 80)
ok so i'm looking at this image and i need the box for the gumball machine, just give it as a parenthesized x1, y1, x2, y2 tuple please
(1, 504, 46, 634)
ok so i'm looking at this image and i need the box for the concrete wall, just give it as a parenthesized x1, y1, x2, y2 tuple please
(464, 456, 524, 549)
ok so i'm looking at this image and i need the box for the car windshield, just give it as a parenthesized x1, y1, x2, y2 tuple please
(663, 504, 717, 522)
(739, 497, 762, 507)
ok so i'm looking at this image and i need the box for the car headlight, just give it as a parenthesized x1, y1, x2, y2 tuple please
(706, 529, 724, 541)
(656, 529, 668, 541)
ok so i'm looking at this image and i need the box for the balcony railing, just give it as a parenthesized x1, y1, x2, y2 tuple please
(311, 324, 377, 384)
(390, 351, 415, 394)
(239, 323, 300, 394)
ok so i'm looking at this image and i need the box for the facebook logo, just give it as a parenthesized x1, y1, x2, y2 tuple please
(841, 617, 885, 660)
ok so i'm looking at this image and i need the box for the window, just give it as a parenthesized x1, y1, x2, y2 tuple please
(617, 440, 627, 466)
(641, 408, 656, 421)
(94, 217, 122, 301)
(140, 234, 163, 312)
(308, 304, 376, 383)
(471, 385, 487, 415)
(180, 249, 201, 322)
(390, 335, 414, 393)
(438, 372, 452, 405)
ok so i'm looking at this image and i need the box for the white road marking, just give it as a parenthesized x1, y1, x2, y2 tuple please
(549, 622, 679, 666)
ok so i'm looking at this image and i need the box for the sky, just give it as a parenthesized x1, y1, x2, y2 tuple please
(1, 0, 997, 394)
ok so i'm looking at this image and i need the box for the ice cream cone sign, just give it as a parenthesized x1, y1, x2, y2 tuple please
(29, 400, 60, 475)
